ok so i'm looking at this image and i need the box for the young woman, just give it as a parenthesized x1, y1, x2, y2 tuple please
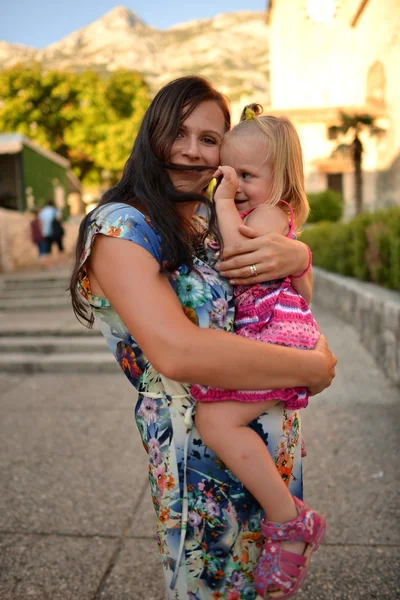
(70, 76, 336, 599)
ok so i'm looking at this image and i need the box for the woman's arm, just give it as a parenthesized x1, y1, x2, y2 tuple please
(236, 206, 313, 304)
(89, 235, 336, 391)
(291, 269, 312, 305)
(218, 224, 312, 287)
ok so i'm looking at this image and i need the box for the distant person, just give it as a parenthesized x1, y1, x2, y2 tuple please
(39, 200, 64, 255)
(29, 208, 46, 263)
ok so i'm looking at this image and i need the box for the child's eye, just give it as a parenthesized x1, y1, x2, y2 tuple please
(242, 172, 252, 180)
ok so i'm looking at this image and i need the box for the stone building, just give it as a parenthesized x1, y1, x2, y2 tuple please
(266, 0, 400, 217)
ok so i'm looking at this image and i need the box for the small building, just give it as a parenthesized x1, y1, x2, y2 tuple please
(0, 133, 81, 213)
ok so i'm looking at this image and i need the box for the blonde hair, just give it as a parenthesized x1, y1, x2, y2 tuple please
(227, 103, 309, 230)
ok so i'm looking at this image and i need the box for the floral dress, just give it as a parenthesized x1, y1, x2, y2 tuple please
(78, 203, 303, 600)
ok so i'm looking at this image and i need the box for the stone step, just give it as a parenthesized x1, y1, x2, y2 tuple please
(0, 327, 101, 338)
(0, 336, 108, 354)
(0, 352, 120, 374)
(0, 297, 72, 311)
(0, 290, 69, 300)
(1, 279, 70, 291)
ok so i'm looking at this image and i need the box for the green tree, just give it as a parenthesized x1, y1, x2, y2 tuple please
(328, 112, 383, 216)
(0, 63, 150, 185)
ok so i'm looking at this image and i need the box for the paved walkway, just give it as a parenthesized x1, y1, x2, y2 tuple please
(0, 305, 399, 599)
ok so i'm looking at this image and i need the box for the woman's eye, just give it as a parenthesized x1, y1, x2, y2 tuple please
(176, 131, 184, 139)
(202, 137, 217, 145)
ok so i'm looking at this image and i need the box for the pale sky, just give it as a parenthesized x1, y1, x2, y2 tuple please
(1, 1, 268, 48)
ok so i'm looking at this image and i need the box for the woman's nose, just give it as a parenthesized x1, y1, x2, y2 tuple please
(181, 137, 201, 160)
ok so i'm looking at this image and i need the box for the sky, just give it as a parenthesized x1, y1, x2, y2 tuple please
(1, 1, 268, 48)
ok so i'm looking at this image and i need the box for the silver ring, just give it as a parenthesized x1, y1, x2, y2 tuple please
(249, 264, 257, 277)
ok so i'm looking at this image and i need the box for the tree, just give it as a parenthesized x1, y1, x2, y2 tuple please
(0, 63, 151, 185)
(328, 112, 383, 215)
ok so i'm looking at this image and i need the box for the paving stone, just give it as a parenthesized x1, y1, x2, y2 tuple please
(0, 293, 398, 598)
(0, 408, 148, 536)
(304, 306, 400, 546)
(98, 538, 165, 600)
(127, 487, 158, 539)
(0, 374, 21, 396)
(0, 373, 137, 410)
(0, 533, 116, 600)
(296, 545, 400, 600)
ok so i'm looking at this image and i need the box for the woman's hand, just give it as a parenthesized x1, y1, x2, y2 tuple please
(308, 335, 337, 396)
(217, 224, 309, 284)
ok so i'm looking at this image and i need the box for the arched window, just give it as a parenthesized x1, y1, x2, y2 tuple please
(366, 61, 386, 108)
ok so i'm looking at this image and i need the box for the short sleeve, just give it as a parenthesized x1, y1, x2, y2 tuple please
(78, 203, 163, 307)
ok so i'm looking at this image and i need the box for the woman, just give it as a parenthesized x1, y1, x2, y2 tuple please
(70, 76, 336, 599)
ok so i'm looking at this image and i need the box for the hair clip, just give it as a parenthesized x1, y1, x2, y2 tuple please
(245, 107, 255, 121)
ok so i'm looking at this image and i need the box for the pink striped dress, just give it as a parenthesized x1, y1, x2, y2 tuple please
(191, 201, 320, 410)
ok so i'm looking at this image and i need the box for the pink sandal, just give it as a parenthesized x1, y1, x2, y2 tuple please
(254, 496, 326, 599)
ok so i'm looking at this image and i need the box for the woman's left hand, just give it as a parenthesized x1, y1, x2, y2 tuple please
(217, 224, 309, 284)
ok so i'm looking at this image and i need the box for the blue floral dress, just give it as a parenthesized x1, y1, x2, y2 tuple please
(78, 203, 303, 600)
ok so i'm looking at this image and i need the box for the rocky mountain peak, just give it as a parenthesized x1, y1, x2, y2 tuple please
(100, 5, 145, 29)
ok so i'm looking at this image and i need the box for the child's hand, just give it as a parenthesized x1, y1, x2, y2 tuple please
(214, 166, 238, 202)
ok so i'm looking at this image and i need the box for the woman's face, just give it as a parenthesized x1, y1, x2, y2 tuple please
(168, 100, 226, 195)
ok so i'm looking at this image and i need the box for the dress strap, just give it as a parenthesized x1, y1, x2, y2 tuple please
(139, 390, 194, 590)
(139, 392, 191, 400)
(239, 206, 257, 220)
(280, 199, 296, 238)
(169, 403, 196, 590)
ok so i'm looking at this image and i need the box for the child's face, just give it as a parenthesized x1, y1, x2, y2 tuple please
(220, 134, 273, 213)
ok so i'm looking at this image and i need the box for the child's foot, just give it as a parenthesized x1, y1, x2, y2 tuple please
(254, 496, 326, 599)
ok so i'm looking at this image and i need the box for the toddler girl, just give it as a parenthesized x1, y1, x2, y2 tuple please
(192, 105, 326, 599)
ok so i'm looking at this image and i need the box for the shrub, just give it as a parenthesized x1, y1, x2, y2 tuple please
(307, 189, 344, 223)
(301, 207, 400, 290)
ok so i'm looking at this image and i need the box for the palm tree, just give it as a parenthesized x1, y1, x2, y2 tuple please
(328, 112, 383, 215)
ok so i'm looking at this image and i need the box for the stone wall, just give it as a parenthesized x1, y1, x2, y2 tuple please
(313, 267, 400, 386)
(0, 208, 80, 273)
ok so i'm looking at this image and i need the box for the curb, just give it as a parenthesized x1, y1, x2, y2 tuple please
(313, 267, 400, 386)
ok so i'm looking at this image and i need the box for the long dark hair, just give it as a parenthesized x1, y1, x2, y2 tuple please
(69, 75, 231, 326)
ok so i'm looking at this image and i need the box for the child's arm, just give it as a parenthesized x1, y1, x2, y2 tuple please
(213, 166, 246, 248)
(245, 205, 313, 304)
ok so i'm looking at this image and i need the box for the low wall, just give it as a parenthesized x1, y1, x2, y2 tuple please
(0, 208, 80, 272)
(313, 267, 400, 386)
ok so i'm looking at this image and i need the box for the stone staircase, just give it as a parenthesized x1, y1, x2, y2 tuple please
(0, 269, 119, 373)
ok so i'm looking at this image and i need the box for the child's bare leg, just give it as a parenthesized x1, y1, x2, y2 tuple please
(195, 400, 297, 523)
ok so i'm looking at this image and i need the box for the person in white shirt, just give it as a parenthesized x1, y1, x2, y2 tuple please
(39, 200, 64, 254)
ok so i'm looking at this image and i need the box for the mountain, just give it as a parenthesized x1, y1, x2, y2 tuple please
(0, 6, 270, 113)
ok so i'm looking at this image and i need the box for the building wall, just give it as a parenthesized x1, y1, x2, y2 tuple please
(268, 0, 400, 214)
(22, 146, 68, 210)
(0, 208, 80, 273)
(0, 155, 19, 210)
